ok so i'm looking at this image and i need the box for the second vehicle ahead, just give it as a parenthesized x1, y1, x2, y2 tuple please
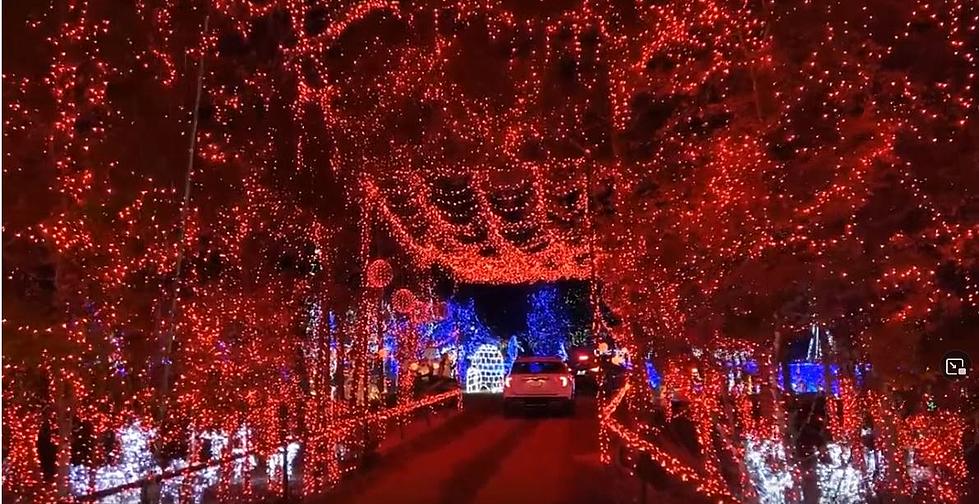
(503, 356, 575, 416)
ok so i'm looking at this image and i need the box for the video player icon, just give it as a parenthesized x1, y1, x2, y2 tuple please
(943, 350, 971, 380)
(947, 359, 967, 376)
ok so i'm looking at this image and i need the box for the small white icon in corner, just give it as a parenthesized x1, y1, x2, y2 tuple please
(946, 358, 967, 376)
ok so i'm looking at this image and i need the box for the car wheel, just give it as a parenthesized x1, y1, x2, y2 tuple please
(564, 399, 575, 417)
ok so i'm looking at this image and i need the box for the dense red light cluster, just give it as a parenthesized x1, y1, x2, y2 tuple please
(3, 0, 977, 502)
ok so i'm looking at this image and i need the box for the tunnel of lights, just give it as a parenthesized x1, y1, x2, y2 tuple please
(2, 0, 978, 502)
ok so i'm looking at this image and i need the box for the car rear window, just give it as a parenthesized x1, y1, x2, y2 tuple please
(511, 361, 567, 374)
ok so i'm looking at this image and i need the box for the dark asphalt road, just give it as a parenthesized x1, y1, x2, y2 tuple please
(315, 395, 628, 504)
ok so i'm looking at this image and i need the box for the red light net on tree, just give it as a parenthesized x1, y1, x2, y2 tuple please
(2, 0, 978, 502)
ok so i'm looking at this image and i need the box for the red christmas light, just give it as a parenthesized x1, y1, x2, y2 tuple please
(3, 0, 977, 501)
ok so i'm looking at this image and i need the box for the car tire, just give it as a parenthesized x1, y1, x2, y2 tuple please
(503, 399, 516, 418)
(564, 399, 575, 417)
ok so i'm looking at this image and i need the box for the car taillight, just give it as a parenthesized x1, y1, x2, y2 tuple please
(559, 376, 569, 387)
(504, 377, 511, 388)
(577, 354, 590, 361)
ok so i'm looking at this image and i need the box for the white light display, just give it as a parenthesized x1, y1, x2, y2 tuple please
(465, 344, 506, 393)
(267, 441, 302, 484)
(159, 458, 218, 504)
(201, 426, 257, 484)
(744, 436, 794, 504)
(816, 443, 882, 504)
(69, 422, 158, 503)
(69, 423, 259, 504)
(746, 438, 888, 504)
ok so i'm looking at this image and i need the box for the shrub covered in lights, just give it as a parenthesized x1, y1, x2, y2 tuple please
(428, 298, 497, 388)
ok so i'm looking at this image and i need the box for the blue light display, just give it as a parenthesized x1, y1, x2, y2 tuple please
(505, 334, 521, 372)
(427, 298, 495, 385)
(776, 362, 870, 395)
(645, 359, 662, 389)
(639, 344, 867, 397)
(526, 285, 571, 357)
(777, 362, 840, 394)
(383, 326, 399, 381)
(772, 325, 870, 395)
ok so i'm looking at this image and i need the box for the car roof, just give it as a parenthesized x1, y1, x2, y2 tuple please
(514, 356, 564, 362)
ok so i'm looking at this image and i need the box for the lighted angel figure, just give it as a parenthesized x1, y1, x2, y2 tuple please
(505, 335, 523, 371)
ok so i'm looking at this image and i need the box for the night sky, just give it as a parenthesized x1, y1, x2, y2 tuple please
(455, 281, 591, 339)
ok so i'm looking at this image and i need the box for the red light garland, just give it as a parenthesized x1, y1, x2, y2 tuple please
(3, 0, 977, 501)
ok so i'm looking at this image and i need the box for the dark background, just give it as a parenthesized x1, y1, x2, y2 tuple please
(454, 281, 592, 340)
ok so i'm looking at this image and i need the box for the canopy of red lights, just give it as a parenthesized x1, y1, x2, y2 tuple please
(3, 0, 977, 502)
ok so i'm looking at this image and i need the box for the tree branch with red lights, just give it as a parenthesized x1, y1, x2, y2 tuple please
(3, 0, 977, 502)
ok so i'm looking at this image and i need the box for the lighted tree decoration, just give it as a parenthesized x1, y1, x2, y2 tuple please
(429, 298, 496, 389)
(389, 288, 420, 403)
(526, 284, 572, 358)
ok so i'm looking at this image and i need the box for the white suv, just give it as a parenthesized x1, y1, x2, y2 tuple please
(503, 357, 575, 415)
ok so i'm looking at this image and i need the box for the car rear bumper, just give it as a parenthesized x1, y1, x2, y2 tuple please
(504, 396, 572, 405)
(503, 389, 573, 399)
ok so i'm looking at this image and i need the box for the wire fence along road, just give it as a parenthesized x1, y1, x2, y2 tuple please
(77, 389, 462, 503)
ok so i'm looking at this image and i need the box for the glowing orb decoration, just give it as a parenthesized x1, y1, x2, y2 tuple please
(465, 344, 506, 393)
(366, 259, 393, 289)
(392, 288, 416, 314)
(409, 300, 428, 324)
